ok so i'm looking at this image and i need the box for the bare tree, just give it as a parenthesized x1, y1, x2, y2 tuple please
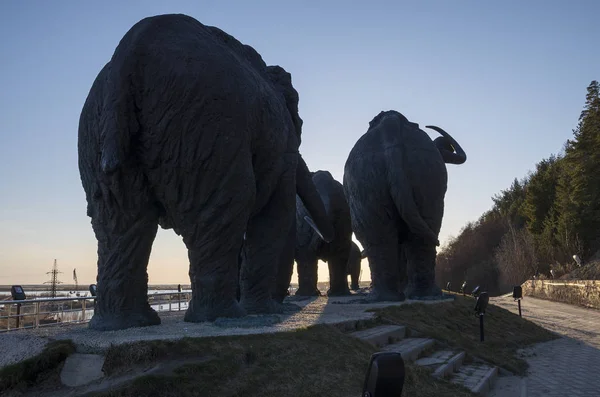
(494, 224, 538, 287)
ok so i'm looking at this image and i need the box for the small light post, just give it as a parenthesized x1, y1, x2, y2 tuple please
(474, 292, 489, 342)
(10, 285, 27, 328)
(178, 284, 182, 311)
(460, 281, 467, 296)
(446, 282, 452, 291)
(362, 351, 405, 397)
(471, 286, 481, 297)
(89, 284, 97, 313)
(513, 286, 523, 317)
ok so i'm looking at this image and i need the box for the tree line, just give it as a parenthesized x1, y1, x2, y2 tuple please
(436, 80, 600, 295)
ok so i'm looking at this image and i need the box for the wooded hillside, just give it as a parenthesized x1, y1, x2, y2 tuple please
(437, 80, 600, 295)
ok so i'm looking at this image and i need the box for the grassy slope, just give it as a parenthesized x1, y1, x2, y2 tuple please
(373, 294, 558, 375)
(92, 325, 474, 397)
(1, 296, 557, 396)
(0, 340, 75, 394)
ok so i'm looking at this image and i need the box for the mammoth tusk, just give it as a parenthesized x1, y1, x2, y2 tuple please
(426, 125, 467, 165)
(304, 216, 326, 241)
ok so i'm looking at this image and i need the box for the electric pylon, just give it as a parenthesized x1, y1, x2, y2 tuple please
(44, 259, 63, 298)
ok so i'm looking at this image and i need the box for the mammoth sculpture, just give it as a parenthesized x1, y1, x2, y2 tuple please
(343, 110, 466, 301)
(346, 241, 365, 291)
(291, 171, 353, 297)
(78, 14, 334, 331)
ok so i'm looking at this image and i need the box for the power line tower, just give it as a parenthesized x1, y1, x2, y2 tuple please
(44, 259, 63, 298)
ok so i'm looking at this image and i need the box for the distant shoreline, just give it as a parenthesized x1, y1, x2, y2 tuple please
(0, 283, 304, 292)
(0, 284, 191, 292)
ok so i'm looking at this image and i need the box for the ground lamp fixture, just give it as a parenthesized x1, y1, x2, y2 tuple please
(89, 284, 97, 297)
(10, 285, 27, 328)
(362, 351, 405, 396)
(178, 283, 183, 311)
(513, 286, 523, 317)
(471, 286, 481, 297)
(460, 281, 467, 296)
(446, 282, 452, 291)
(474, 292, 489, 342)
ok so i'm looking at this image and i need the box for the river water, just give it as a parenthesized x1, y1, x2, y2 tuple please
(0, 289, 185, 298)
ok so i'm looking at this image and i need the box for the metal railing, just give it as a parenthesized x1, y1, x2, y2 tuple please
(0, 291, 192, 333)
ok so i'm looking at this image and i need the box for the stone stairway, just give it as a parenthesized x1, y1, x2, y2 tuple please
(348, 324, 499, 396)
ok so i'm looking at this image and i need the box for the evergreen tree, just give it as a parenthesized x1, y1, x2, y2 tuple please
(437, 80, 600, 289)
(556, 80, 600, 258)
(522, 155, 562, 235)
(491, 177, 528, 227)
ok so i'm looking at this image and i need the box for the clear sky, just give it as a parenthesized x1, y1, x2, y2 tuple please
(0, 1, 598, 286)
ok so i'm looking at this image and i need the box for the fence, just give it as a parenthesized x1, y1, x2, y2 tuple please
(522, 279, 600, 309)
(0, 291, 192, 333)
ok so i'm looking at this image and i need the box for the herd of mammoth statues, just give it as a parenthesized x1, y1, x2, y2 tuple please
(78, 14, 467, 331)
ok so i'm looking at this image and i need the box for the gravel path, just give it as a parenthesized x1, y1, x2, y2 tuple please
(0, 333, 50, 368)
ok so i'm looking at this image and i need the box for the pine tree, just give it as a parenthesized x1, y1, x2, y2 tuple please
(522, 155, 561, 235)
(556, 80, 600, 258)
(491, 177, 528, 227)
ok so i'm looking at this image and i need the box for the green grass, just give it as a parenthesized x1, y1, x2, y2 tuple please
(90, 324, 474, 397)
(373, 293, 558, 375)
(0, 339, 75, 393)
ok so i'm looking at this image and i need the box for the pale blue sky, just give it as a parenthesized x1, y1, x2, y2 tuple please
(0, 1, 597, 285)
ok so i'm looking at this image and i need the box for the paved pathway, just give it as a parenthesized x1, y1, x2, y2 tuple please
(490, 295, 600, 396)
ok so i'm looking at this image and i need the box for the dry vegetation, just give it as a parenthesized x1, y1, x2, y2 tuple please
(91, 325, 474, 397)
(373, 294, 558, 375)
(0, 340, 75, 394)
(1, 297, 557, 397)
(560, 259, 600, 280)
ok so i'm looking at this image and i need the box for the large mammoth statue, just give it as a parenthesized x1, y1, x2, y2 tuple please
(78, 14, 334, 331)
(343, 110, 466, 301)
(291, 171, 353, 297)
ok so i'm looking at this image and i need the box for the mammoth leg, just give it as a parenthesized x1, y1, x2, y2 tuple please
(240, 154, 296, 314)
(348, 196, 404, 301)
(346, 243, 362, 290)
(405, 240, 442, 299)
(327, 242, 352, 296)
(271, 217, 296, 304)
(363, 239, 405, 301)
(88, 172, 161, 331)
(403, 164, 445, 300)
(178, 155, 253, 322)
(186, 241, 246, 322)
(349, 257, 361, 291)
(295, 253, 320, 296)
(397, 242, 409, 296)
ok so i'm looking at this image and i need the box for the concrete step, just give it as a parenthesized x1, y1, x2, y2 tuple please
(60, 353, 105, 387)
(414, 350, 466, 379)
(381, 337, 435, 362)
(349, 325, 406, 348)
(450, 363, 499, 396)
(433, 351, 466, 378)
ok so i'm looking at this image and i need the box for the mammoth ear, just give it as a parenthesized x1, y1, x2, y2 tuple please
(267, 65, 303, 141)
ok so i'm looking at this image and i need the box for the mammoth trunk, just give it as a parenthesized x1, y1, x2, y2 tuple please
(296, 156, 335, 242)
